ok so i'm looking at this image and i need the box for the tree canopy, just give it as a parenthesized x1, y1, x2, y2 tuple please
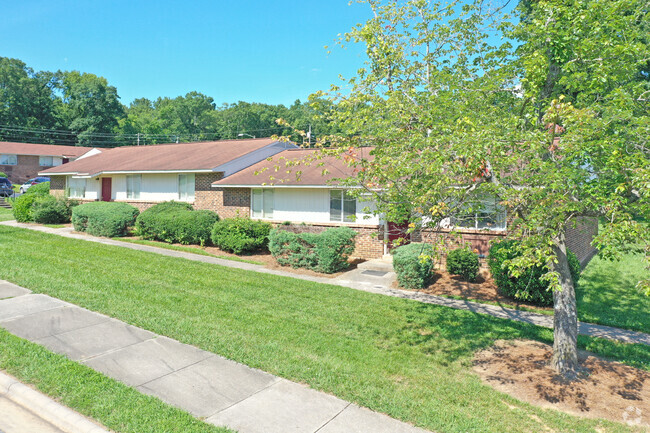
(313, 0, 649, 378)
(0, 57, 335, 147)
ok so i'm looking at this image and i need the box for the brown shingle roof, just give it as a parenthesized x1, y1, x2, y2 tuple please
(41, 138, 281, 175)
(213, 147, 374, 187)
(0, 142, 93, 158)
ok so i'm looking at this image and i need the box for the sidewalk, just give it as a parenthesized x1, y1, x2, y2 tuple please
(3, 220, 649, 347)
(0, 280, 428, 433)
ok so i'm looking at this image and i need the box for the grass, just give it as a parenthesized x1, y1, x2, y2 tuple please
(0, 330, 231, 433)
(576, 252, 650, 333)
(114, 237, 264, 265)
(0, 207, 13, 222)
(0, 226, 647, 433)
(433, 292, 553, 316)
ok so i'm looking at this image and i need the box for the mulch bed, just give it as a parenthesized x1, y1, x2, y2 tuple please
(410, 269, 552, 312)
(118, 236, 361, 279)
(473, 339, 649, 428)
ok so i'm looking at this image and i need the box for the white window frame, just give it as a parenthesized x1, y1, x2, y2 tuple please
(329, 190, 356, 223)
(67, 177, 86, 199)
(451, 196, 507, 231)
(0, 154, 17, 165)
(251, 188, 274, 219)
(126, 174, 141, 199)
(178, 174, 195, 201)
(39, 156, 54, 166)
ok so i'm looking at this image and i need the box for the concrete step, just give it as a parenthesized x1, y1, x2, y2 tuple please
(357, 259, 394, 273)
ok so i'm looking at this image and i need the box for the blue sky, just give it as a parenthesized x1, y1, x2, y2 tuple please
(1, 1, 372, 107)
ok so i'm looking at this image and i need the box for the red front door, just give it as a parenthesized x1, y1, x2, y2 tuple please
(387, 221, 411, 249)
(101, 178, 112, 202)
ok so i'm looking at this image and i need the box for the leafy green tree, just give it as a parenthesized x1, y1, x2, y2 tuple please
(0, 57, 60, 135)
(56, 71, 125, 145)
(317, 0, 649, 378)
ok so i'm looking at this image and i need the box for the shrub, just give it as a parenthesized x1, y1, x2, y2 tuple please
(72, 202, 139, 237)
(269, 229, 320, 269)
(0, 172, 7, 178)
(392, 243, 435, 290)
(268, 226, 357, 273)
(32, 195, 79, 224)
(488, 240, 581, 306)
(446, 247, 480, 282)
(211, 218, 272, 254)
(25, 181, 50, 195)
(135, 201, 219, 245)
(10, 193, 42, 222)
(314, 227, 357, 273)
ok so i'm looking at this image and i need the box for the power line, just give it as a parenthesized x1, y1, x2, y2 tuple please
(0, 123, 309, 146)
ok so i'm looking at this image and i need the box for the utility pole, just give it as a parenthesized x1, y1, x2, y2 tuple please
(137, 133, 140, 146)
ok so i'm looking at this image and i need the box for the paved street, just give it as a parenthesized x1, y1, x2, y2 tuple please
(0, 395, 66, 433)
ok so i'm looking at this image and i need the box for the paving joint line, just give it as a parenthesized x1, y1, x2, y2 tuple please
(312, 401, 352, 433)
(78, 335, 160, 363)
(135, 353, 218, 389)
(204, 375, 284, 419)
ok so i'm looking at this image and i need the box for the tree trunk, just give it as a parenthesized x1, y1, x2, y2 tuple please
(549, 232, 581, 379)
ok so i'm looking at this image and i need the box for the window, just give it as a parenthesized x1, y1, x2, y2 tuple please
(330, 190, 356, 222)
(451, 196, 506, 231)
(126, 174, 141, 199)
(178, 174, 195, 201)
(67, 178, 86, 199)
(251, 189, 273, 219)
(39, 156, 62, 167)
(0, 154, 17, 165)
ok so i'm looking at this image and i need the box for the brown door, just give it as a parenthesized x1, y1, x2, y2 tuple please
(101, 178, 112, 202)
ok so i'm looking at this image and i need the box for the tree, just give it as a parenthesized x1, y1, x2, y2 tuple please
(316, 0, 649, 378)
(56, 71, 125, 146)
(0, 57, 60, 136)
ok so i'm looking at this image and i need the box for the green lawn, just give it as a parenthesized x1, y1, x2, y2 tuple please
(577, 252, 650, 333)
(0, 330, 230, 433)
(0, 207, 13, 222)
(115, 237, 264, 265)
(0, 226, 647, 433)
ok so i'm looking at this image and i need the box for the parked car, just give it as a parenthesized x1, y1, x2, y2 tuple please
(0, 177, 13, 197)
(19, 177, 50, 194)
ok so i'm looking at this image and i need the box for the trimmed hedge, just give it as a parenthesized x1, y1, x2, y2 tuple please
(32, 195, 78, 224)
(268, 227, 357, 273)
(135, 201, 219, 245)
(211, 218, 272, 254)
(72, 202, 139, 237)
(488, 240, 581, 306)
(393, 243, 435, 290)
(446, 247, 480, 282)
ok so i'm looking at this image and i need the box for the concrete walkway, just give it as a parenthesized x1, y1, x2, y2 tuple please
(2, 221, 649, 347)
(0, 281, 428, 433)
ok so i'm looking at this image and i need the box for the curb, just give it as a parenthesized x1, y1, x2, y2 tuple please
(0, 371, 110, 433)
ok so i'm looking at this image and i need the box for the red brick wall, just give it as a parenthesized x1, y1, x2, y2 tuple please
(49, 176, 66, 197)
(273, 222, 385, 259)
(193, 174, 252, 218)
(565, 217, 598, 267)
(0, 155, 56, 184)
